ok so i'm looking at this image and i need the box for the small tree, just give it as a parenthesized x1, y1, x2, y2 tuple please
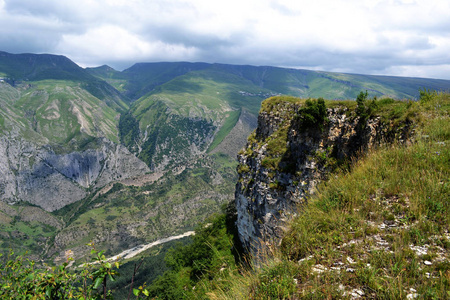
(297, 97, 328, 130)
(356, 90, 368, 118)
(356, 90, 377, 125)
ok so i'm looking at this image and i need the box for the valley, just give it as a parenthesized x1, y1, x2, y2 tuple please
(0, 51, 449, 297)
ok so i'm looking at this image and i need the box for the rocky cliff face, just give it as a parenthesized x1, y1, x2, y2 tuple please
(0, 136, 149, 211)
(235, 97, 414, 254)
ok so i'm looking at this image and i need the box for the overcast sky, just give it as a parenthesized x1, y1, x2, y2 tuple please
(1, 0, 449, 79)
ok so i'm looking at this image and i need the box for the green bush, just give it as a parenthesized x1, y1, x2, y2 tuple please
(356, 90, 377, 123)
(0, 244, 122, 300)
(147, 212, 237, 299)
(419, 88, 437, 104)
(296, 97, 327, 130)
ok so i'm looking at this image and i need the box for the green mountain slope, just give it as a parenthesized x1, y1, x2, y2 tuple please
(89, 62, 450, 106)
(0, 51, 92, 82)
(208, 63, 450, 100)
(0, 80, 123, 147)
(119, 67, 273, 169)
(115, 62, 450, 172)
(0, 52, 130, 149)
(0, 51, 128, 113)
(85, 65, 129, 95)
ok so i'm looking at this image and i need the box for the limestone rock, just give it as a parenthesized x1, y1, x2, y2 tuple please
(0, 136, 149, 211)
(235, 100, 414, 255)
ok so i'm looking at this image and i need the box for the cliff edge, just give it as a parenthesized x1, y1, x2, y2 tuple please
(235, 95, 415, 254)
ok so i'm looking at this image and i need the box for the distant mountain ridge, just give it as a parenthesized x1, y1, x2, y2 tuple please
(88, 61, 450, 101)
(2, 51, 450, 103)
(0, 51, 94, 82)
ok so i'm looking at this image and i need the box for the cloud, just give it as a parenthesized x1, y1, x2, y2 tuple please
(56, 25, 200, 68)
(0, 0, 449, 79)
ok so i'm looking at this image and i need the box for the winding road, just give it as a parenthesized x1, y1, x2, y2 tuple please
(79, 231, 195, 267)
(106, 231, 195, 261)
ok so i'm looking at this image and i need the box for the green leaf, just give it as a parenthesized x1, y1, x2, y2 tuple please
(142, 289, 150, 296)
(105, 262, 111, 269)
(45, 286, 52, 297)
(93, 277, 103, 289)
(133, 288, 140, 296)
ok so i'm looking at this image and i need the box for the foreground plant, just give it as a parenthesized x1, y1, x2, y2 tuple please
(0, 242, 139, 300)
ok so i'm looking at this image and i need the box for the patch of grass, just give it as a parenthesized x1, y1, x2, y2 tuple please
(260, 95, 301, 113)
(208, 109, 241, 152)
(249, 260, 300, 299)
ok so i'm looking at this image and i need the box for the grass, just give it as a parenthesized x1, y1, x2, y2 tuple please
(208, 109, 241, 152)
(0, 80, 122, 147)
(207, 92, 450, 299)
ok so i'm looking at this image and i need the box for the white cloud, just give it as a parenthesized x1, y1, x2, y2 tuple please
(56, 25, 199, 67)
(384, 64, 450, 79)
(0, 0, 449, 79)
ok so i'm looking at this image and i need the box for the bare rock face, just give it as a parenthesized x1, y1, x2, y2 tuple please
(235, 99, 414, 255)
(0, 137, 149, 211)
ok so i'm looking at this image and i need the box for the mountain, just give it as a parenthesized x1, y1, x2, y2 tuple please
(111, 62, 450, 173)
(0, 51, 449, 298)
(0, 53, 149, 259)
(0, 51, 92, 82)
(112, 62, 450, 101)
(1, 51, 450, 263)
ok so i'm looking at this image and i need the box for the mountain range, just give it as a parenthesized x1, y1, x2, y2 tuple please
(1, 50, 450, 262)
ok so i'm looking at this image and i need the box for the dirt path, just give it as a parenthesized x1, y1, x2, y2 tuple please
(107, 231, 195, 261)
(78, 231, 195, 267)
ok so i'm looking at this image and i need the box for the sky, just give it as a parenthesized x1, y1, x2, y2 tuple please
(1, 0, 450, 79)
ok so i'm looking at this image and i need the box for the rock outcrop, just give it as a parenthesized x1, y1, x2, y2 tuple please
(235, 97, 414, 254)
(0, 136, 149, 211)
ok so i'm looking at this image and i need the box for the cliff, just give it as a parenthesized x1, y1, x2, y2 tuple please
(0, 136, 149, 211)
(235, 96, 415, 254)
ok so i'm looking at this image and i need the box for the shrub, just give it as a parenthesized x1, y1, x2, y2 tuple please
(296, 97, 328, 130)
(356, 90, 378, 123)
(419, 88, 437, 104)
(0, 244, 122, 300)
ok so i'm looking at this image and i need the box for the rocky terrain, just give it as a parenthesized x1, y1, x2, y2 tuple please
(0, 136, 149, 211)
(235, 96, 415, 254)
